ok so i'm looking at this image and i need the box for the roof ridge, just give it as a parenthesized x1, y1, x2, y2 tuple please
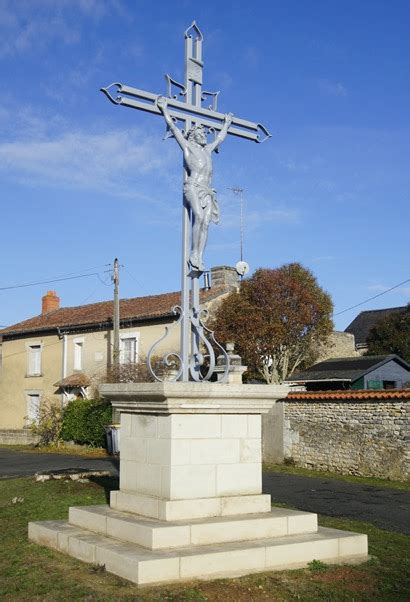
(0, 284, 231, 337)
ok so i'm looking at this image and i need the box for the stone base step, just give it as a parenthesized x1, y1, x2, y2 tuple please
(28, 520, 368, 586)
(68, 505, 318, 550)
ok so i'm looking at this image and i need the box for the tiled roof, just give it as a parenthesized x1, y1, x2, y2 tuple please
(287, 355, 409, 383)
(345, 306, 406, 345)
(0, 287, 228, 337)
(286, 389, 410, 401)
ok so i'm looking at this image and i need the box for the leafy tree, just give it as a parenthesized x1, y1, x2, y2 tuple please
(211, 263, 333, 384)
(366, 305, 410, 362)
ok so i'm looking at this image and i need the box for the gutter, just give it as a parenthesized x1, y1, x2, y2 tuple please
(57, 328, 68, 407)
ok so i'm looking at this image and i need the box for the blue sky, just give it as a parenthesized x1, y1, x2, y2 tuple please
(0, 0, 409, 331)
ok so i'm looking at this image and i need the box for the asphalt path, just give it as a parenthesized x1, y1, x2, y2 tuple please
(1, 448, 408, 534)
(262, 472, 410, 535)
(0, 447, 119, 478)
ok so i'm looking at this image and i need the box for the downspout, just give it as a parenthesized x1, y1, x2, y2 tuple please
(58, 328, 68, 407)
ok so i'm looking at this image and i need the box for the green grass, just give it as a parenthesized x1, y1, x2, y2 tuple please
(0, 477, 409, 600)
(263, 462, 410, 491)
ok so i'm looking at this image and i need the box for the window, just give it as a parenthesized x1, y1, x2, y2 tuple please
(27, 344, 42, 376)
(26, 392, 41, 423)
(119, 333, 139, 364)
(383, 380, 396, 390)
(73, 339, 84, 371)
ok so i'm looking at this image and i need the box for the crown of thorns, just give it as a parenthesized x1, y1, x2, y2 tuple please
(185, 124, 207, 140)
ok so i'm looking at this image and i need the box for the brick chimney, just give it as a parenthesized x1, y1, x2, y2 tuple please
(42, 290, 60, 314)
(210, 266, 239, 289)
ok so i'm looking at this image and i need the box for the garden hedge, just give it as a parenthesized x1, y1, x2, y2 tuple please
(61, 399, 112, 448)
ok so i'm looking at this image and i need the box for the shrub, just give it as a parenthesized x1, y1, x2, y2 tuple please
(28, 398, 63, 447)
(105, 357, 175, 383)
(61, 399, 112, 448)
(106, 361, 154, 383)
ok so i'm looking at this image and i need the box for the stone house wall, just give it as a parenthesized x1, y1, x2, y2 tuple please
(262, 390, 409, 481)
(315, 331, 359, 362)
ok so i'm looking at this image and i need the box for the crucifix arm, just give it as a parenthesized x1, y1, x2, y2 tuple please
(207, 113, 234, 153)
(156, 96, 187, 149)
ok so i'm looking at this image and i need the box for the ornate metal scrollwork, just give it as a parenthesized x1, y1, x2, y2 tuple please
(165, 74, 187, 100)
(100, 83, 123, 105)
(201, 90, 220, 112)
(256, 123, 272, 143)
(147, 306, 183, 382)
(146, 304, 230, 383)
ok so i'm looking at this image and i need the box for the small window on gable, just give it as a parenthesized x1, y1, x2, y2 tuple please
(383, 380, 396, 390)
(27, 344, 42, 376)
(119, 333, 139, 364)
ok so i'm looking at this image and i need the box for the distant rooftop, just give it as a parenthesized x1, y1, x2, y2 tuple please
(0, 286, 227, 338)
(288, 354, 410, 383)
(345, 306, 406, 346)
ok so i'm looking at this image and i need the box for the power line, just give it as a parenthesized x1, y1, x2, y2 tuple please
(123, 265, 145, 292)
(334, 278, 410, 317)
(0, 272, 101, 292)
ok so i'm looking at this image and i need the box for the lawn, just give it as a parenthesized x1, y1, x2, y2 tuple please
(0, 477, 409, 601)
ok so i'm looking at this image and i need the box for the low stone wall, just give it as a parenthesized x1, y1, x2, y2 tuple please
(262, 390, 409, 480)
(0, 429, 40, 445)
(281, 391, 409, 480)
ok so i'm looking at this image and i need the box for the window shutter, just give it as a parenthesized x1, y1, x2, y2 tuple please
(29, 345, 41, 375)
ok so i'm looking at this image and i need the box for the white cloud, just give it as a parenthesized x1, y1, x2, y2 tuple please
(0, 0, 128, 58)
(220, 207, 300, 230)
(318, 79, 347, 97)
(0, 120, 173, 199)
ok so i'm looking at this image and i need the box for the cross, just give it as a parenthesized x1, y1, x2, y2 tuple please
(101, 21, 270, 383)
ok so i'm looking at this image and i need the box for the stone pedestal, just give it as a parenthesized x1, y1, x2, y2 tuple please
(29, 383, 368, 585)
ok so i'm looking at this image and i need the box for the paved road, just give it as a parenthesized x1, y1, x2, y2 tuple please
(262, 472, 410, 535)
(1, 448, 408, 534)
(0, 447, 119, 478)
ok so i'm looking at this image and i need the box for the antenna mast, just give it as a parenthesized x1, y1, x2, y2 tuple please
(227, 186, 244, 261)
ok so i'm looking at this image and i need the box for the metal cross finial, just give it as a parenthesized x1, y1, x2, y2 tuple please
(101, 22, 271, 383)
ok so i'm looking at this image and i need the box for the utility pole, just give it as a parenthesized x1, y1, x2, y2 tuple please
(112, 258, 120, 366)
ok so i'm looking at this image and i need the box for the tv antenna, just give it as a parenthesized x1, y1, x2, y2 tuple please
(227, 186, 249, 278)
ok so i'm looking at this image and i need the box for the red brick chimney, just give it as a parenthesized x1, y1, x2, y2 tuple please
(42, 290, 60, 314)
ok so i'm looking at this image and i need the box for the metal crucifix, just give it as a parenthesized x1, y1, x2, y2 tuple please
(101, 21, 270, 383)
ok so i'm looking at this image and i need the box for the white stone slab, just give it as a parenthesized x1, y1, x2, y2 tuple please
(111, 490, 272, 521)
(29, 521, 368, 585)
(100, 382, 289, 415)
(68, 504, 318, 549)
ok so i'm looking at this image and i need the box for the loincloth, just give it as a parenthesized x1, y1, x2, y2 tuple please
(184, 182, 220, 223)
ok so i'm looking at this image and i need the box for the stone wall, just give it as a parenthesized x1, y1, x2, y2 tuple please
(315, 331, 359, 362)
(280, 391, 409, 480)
(0, 428, 40, 445)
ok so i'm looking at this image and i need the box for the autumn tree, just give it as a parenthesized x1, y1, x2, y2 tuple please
(366, 305, 410, 362)
(211, 263, 333, 384)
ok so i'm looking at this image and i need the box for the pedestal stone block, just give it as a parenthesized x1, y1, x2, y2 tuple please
(29, 382, 368, 585)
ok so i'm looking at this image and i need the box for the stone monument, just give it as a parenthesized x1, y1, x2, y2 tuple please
(29, 22, 368, 585)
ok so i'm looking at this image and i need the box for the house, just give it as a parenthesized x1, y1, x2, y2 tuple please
(285, 354, 410, 391)
(0, 266, 237, 435)
(345, 307, 406, 354)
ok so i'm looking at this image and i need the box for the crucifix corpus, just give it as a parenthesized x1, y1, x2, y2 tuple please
(101, 21, 271, 383)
